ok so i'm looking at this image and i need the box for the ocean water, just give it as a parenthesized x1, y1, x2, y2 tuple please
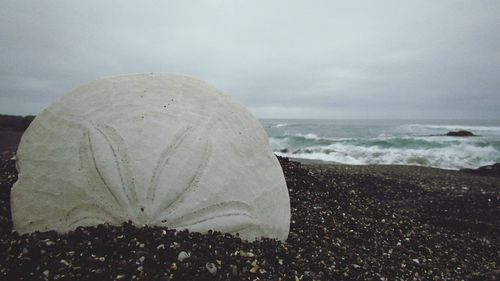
(260, 119, 500, 170)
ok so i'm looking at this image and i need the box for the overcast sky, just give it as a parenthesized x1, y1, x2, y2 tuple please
(1, 1, 499, 119)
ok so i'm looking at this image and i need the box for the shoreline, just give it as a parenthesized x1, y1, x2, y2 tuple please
(290, 155, 500, 178)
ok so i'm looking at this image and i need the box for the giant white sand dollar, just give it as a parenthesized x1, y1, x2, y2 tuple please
(12, 73, 290, 241)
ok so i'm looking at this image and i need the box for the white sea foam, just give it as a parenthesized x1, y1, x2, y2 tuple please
(277, 142, 500, 170)
(272, 123, 289, 128)
(269, 136, 288, 150)
(292, 133, 354, 142)
(296, 133, 322, 140)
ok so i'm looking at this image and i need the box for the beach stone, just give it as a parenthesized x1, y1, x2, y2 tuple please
(205, 262, 217, 276)
(11, 73, 290, 241)
(177, 251, 190, 262)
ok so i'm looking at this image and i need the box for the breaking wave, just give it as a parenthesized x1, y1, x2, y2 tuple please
(270, 134, 500, 170)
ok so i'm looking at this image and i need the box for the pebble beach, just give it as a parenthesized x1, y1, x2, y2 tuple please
(0, 130, 499, 280)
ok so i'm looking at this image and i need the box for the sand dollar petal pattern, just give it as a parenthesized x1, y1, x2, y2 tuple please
(11, 73, 290, 241)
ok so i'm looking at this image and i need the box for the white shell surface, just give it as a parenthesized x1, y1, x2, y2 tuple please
(11, 73, 290, 241)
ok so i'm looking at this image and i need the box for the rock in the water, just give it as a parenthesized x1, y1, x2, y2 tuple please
(445, 130, 475, 137)
(11, 73, 290, 241)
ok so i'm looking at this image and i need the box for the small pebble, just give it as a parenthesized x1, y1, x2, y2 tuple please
(230, 264, 238, 276)
(205, 262, 217, 276)
(239, 250, 255, 257)
(177, 251, 190, 262)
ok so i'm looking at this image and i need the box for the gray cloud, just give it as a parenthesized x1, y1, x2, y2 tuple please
(1, 0, 499, 119)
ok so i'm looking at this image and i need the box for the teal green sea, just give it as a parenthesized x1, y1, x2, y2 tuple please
(260, 119, 500, 170)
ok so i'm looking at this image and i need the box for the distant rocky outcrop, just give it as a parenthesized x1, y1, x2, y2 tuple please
(0, 114, 35, 132)
(445, 130, 475, 137)
(461, 163, 500, 177)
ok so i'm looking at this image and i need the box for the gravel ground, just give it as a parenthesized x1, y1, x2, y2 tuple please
(0, 145, 499, 280)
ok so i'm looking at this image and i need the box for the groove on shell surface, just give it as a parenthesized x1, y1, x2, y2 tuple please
(77, 122, 225, 227)
(70, 120, 266, 237)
